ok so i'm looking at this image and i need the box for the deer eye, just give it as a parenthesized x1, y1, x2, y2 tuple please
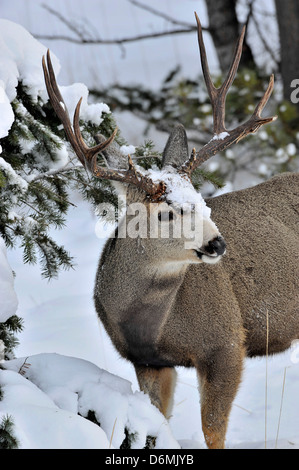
(158, 211, 174, 222)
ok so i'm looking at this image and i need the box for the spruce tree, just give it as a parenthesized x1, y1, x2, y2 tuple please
(0, 82, 121, 280)
(0, 414, 19, 449)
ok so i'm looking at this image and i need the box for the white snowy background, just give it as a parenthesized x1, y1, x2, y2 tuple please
(0, 0, 298, 449)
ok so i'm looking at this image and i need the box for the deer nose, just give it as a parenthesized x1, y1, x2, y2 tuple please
(206, 236, 226, 256)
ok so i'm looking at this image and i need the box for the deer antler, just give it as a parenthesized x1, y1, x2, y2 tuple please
(42, 50, 166, 201)
(181, 12, 277, 175)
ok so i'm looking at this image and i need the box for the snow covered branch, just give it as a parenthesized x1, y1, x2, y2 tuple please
(1, 353, 180, 449)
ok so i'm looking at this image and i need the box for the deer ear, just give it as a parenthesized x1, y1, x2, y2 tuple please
(95, 134, 128, 170)
(162, 124, 189, 168)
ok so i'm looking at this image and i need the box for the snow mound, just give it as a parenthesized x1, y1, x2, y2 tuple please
(2, 353, 180, 449)
(0, 369, 109, 449)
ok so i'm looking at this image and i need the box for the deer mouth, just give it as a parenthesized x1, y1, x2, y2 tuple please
(195, 250, 224, 265)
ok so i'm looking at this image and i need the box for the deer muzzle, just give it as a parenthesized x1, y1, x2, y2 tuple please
(196, 236, 226, 263)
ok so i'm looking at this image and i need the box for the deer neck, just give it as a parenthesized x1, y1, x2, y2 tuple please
(96, 235, 189, 365)
(98, 236, 188, 318)
(96, 240, 187, 366)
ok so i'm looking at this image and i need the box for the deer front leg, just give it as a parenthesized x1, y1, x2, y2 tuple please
(134, 365, 177, 419)
(197, 346, 245, 449)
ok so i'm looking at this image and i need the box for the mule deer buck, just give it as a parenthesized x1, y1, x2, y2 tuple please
(43, 13, 299, 449)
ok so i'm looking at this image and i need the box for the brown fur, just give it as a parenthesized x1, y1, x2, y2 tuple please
(135, 366, 177, 419)
(94, 171, 299, 449)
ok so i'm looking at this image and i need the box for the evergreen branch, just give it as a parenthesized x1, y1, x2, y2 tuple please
(29, 181, 76, 207)
(66, 171, 113, 194)
(18, 198, 44, 217)
(24, 163, 76, 182)
(3, 315, 23, 333)
(0, 416, 19, 449)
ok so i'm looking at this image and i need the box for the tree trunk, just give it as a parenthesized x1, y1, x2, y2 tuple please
(205, 0, 254, 73)
(275, 0, 299, 102)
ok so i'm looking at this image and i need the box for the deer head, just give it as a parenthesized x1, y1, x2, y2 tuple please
(42, 12, 276, 266)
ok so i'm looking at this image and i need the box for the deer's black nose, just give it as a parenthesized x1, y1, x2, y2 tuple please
(206, 236, 226, 256)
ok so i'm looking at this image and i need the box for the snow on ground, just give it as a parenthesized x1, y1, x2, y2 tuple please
(2, 353, 179, 449)
(0, 368, 110, 449)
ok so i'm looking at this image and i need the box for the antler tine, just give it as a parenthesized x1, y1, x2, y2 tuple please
(73, 97, 118, 170)
(195, 12, 245, 134)
(253, 74, 275, 119)
(194, 12, 216, 104)
(43, 50, 118, 168)
(181, 13, 277, 176)
(44, 50, 64, 106)
(42, 50, 166, 200)
(42, 51, 78, 156)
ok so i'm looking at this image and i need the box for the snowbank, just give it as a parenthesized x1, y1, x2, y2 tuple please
(0, 368, 110, 449)
(2, 353, 180, 449)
